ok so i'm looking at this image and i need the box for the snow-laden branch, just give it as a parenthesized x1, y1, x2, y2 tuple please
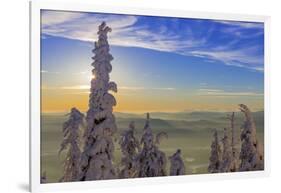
(208, 129, 222, 173)
(219, 128, 233, 172)
(59, 107, 84, 182)
(239, 104, 264, 171)
(119, 121, 140, 178)
(135, 113, 167, 177)
(169, 149, 185, 175)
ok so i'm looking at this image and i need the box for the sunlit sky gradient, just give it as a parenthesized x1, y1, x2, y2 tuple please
(41, 10, 264, 113)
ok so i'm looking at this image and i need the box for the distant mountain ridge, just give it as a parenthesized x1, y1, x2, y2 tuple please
(114, 111, 264, 132)
(114, 111, 264, 121)
(41, 111, 264, 133)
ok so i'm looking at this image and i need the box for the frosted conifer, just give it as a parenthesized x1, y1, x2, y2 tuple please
(59, 107, 84, 182)
(239, 104, 264, 171)
(79, 22, 118, 181)
(136, 113, 167, 177)
(208, 129, 222, 173)
(227, 112, 239, 172)
(169, 149, 185, 176)
(219, 128, 233, 172)
(119, 121, 140, 178)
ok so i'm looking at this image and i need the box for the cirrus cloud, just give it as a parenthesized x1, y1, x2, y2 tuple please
(41, 10, 264, 72)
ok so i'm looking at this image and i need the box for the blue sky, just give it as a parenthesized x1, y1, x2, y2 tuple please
(41, 10, 264, 113)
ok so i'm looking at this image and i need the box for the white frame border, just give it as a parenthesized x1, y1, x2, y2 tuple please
(30, 0, 271, 192)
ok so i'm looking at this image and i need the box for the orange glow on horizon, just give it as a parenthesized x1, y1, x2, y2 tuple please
(41, 88, 264, 113)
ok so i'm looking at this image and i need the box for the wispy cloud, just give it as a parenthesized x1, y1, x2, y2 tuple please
(42, 11, 138, 42)
(41, 11, 204, 54)
(197, 88, 263, 97)
(152, 87, 175, 91)
(41, 10, 264, 72)
(61, 85, 89, 90)
(190, 47, 264, 71)
(198, 88, 224, 92)
(199, 82, 208, 86)
(214, 20, 264, 40)
(41, 70, 60, 74)
(42, 85, 175, 91)
(41, 11, 85, 26)
(214, 20, 264, 29)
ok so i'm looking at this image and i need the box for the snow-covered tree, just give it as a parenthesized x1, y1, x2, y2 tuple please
(208, 129, 222, 173)
(219, 128, 233, 172)
(79, 22, 118, 181)
(227, 112, 239, 172)
(119, 121, 140, 178)
(239, 104, 264, 171)
(169, 149, 185, 176)
(59, 107, 84, 182)
(135, 113, 167, 177)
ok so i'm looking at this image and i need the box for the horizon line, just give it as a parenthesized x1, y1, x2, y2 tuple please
(41, 109, 265, 115)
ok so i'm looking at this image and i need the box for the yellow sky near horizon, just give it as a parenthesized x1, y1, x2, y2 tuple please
(41, 87, 264, 113)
